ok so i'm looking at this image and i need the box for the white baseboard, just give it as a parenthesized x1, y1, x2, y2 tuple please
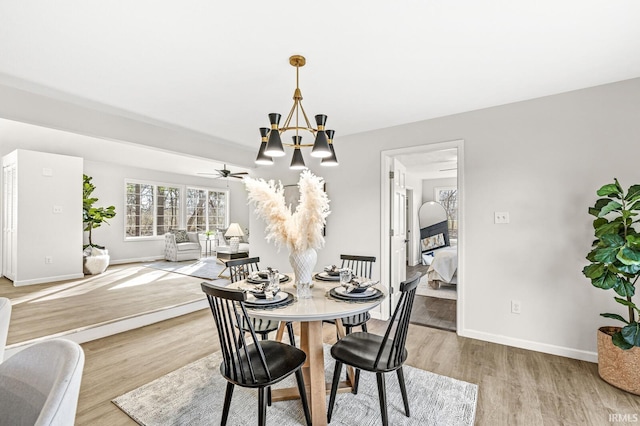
(110, 256, 164, 265)
(13, 272, 85, 286)
(458, 328, 598, 363)
(4, 298, 208, 360)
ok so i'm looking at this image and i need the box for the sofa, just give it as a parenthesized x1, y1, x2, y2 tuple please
(164, 230, 202, 261)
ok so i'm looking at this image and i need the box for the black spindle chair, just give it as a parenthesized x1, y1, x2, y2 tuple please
(324, 254, 376, 391)
(201, 283, 311, 426)
(225, 257, 296, 346)
(327, 273, 420, 426)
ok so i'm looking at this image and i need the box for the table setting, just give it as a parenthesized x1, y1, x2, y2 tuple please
(239, 268, 296, 309)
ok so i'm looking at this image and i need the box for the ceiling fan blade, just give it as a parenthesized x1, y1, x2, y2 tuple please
(197, 172, 220, 176)
(229, 172, 249, 176)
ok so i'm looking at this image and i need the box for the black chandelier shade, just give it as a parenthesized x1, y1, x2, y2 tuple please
(264, 113, 285, 157)
(290, 136, 306, 170)
(255, 127, 274, 165)
(321, 130, 338, 166)
(310, 114, 331, 158)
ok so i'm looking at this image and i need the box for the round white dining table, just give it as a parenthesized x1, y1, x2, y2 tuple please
(230, 273, 385, 426)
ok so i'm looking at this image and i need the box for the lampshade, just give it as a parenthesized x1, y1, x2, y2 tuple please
(290, 136, 306, 170)
(311, 114, 331, 158)
(255, 128, 274, 165)
(225, 223, 244, 238)
(264, 113, 285, 157)
(321, 130, 338, 166)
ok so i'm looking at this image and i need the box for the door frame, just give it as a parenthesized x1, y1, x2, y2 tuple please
(379, 139, 465, 331)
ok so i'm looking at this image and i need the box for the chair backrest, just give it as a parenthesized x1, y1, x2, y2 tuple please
(373, 273, 420, 369)
(201, 282, 271, 384)
(0, 297, 11, 363)
(0, 339, 85, 425)
(340, 254, 376, 279)
(225, 257, 261, 283)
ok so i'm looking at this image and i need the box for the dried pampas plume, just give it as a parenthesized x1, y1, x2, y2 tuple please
(244, 170, 330, 252)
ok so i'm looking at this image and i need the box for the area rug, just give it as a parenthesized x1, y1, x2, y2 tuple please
(113, 344, 477, 426)
(143, 258, 225, 281)
(417, 275, 457, 300)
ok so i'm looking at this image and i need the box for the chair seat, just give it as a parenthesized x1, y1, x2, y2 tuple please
(330, 332, 407, 373)
(176, 242, 201, 251)
(221, 341, 306, 388)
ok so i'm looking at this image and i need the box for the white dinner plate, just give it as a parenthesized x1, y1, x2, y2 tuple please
(246, 291, 287, 304)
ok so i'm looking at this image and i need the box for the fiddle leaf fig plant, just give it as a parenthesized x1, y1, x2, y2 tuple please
(583, 179, 640, 349)
(83, 174, 116, 249)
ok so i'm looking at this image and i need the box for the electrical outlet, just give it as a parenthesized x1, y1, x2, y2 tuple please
(495, 211, 510, 224)
(511, 300, 521, 314)
(53, 205, 63, 214)
(45, 256, 53, 264)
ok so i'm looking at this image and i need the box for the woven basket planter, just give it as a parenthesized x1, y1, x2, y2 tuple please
(597, 326, 640, 395)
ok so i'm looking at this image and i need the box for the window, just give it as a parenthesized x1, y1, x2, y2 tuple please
(125, 180, 228, 239)
(434, 186, 458, 239)
(186, 187, 228, 232)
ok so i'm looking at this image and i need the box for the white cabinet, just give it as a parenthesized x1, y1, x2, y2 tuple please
(1, 150, 84, 286)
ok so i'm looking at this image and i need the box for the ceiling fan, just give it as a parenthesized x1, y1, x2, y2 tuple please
(197, 164, 248, 179)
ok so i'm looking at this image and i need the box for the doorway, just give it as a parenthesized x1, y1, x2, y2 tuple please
(380, 140, 464, 332)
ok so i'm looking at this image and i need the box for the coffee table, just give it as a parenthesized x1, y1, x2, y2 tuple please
(215, 250, 249, 277)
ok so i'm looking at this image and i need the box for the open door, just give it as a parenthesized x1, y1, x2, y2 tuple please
(389, 158, 407, 312)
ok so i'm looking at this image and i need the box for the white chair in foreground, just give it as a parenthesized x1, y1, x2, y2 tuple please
(0, 297, 10, 363)
(0, 339, 85, 426)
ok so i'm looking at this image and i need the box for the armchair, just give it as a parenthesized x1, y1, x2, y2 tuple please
(0, 339, 85, 425)
(164, 230, 202, 261)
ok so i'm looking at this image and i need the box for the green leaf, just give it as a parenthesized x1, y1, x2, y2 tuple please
(612, 331, 635, 349)
(613, 280, 636, 297)
(597, 183, 622, 198)
(621, 323, 640, 347)
(593, 217, 607, 229)
(615, 263, 640, 275)
(583, 263, 605, 279)
(598, 200, 623, 217)
(595, 221, 622, 238)
(625, 184, 640, 202)
(601, 233, 625, 247)
(615, 297, 638, 308)
(594, 246, 619, 263)
(600, 313, 630, 324)
(617, 246, 640, 266)
(627, 235, 640, 250)
(589, 199, 613, 217)
(591, 270, 620, 290)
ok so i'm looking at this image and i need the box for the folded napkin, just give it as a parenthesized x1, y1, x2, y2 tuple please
(344, 277, 379, 293)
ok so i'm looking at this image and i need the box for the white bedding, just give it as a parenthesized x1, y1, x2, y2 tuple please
(426, 246, 458, 284)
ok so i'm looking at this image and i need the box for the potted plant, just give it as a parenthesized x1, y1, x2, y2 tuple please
(583, 178, 640, 395)
(82, 174, 116, 274)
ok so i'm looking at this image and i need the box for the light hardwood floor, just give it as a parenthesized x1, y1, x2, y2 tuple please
(76, 310, 640, 426)
(1, 262, 222, 345)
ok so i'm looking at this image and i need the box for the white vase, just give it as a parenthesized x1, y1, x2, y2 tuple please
(289, 248, 317, 293)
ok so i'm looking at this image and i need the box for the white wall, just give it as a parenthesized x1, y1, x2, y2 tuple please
(422, 177, 457, 202)
(4, 149, 84, 285)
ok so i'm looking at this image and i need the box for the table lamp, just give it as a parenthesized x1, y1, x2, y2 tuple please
(225, 223, 244, 253)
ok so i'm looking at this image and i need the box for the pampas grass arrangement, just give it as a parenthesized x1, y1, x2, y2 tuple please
(245, 170, 330, 252)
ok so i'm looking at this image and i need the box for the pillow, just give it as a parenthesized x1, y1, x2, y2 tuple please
(171, 229, 190, 243)
(421, 233, 445, 251)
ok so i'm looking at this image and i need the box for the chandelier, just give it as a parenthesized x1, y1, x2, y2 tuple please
(255, 55, 338, 168)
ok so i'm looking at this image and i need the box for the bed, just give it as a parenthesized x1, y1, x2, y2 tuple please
(419, 217, 458, 289)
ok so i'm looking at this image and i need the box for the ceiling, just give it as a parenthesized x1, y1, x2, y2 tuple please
(1, 1, 640, 165)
